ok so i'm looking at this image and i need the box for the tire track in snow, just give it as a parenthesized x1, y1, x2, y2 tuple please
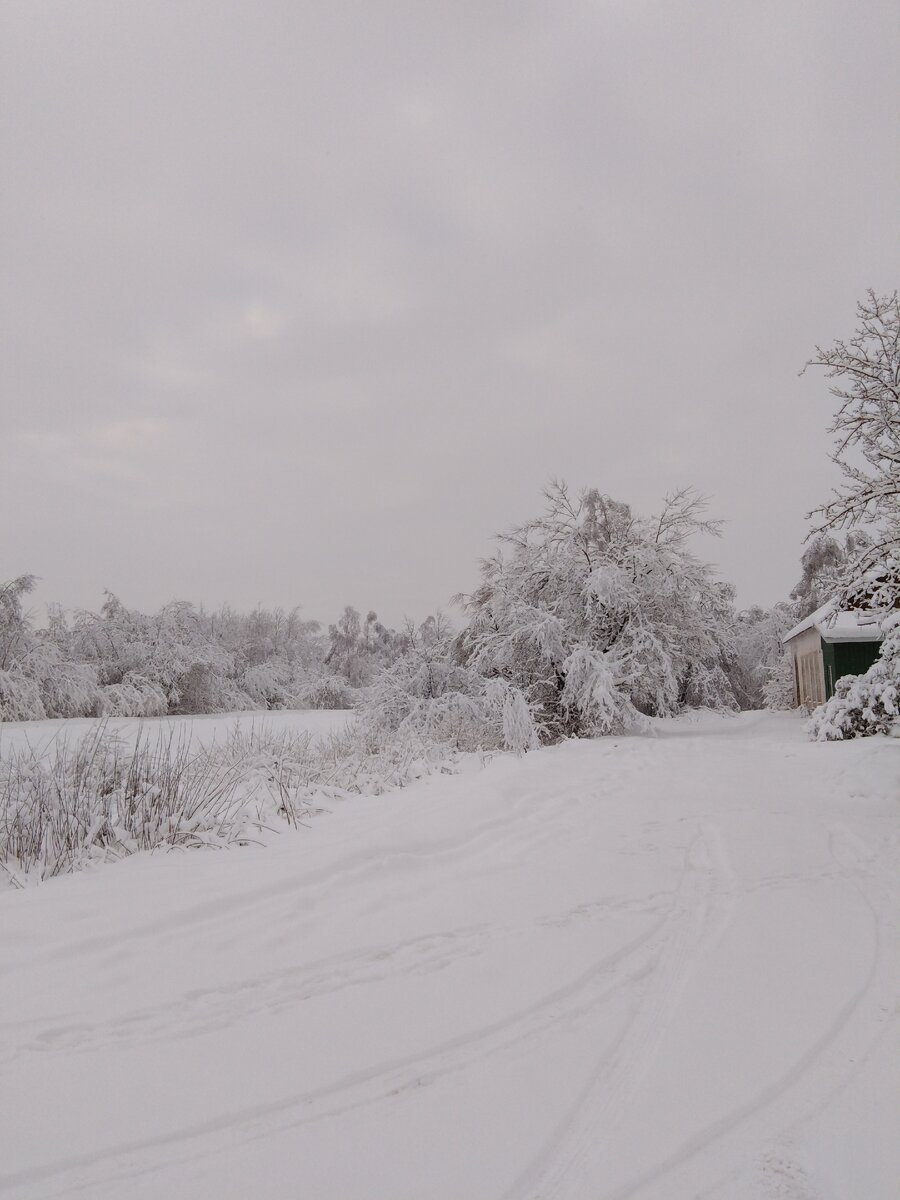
(0, 925, 493, 1067)
(501, 821, 734, 1200)
(0, 877, 685, 1197)
(576, 823, 898, 1200)
(5, 805, 542, 969)
(0, 893, 670, 1068)
(6, 763, 617, 974)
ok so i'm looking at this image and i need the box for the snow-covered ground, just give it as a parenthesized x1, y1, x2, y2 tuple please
(0, 708, 353, 758)
(1, 711, 898, 1199)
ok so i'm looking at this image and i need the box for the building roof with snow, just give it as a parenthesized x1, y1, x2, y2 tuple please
(782, 600, 884, 645)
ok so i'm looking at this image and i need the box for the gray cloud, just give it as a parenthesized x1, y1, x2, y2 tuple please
(2, 0, 899, 625)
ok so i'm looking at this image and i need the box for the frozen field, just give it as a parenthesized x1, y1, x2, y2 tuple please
(0, 708, 354, 758)
(1, 711, 898, 1199)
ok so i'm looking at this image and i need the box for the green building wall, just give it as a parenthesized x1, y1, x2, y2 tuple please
(820, 639, 882, 699)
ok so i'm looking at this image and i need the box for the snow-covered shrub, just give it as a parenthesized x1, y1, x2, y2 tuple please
(236, 661, 352, 711)
(97, 673, 168, 717)
(0, 670, 46, 721)
(213, 720, 462, 830)
(0, 730, 251, 883)
(68, 595, 237, 714)
(38, 659, 101, 718)
(488, 678, 541, 753)
(298, 670, 356, 709)
(240, 661, 295, 710)
(358, 616, 541, 753)
(0, 628, 102, 720)
(0, 707, 474, 884)
(174, 661, 242, 714)
(17, 644, 103, 719)
(808, 615, 900, 740)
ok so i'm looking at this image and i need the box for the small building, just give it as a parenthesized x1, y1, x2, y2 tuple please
(782, 601, 883, 708)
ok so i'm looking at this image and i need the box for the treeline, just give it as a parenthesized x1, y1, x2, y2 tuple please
(0, 580, 407, 721)
(3, 484, 832, 733)
(4, 485, 848, 734)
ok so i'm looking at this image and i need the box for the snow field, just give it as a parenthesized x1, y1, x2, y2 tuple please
(0, 708, 354, 759)
(0, 711, 898, 1198)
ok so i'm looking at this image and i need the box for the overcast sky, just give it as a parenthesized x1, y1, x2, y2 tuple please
(2, 1, 899, 628)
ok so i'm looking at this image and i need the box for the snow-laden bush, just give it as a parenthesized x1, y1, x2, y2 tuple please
(65, 595, 298, 715)
(236, 661, 355, 712)
(97, 673, 168, 718)
(300, 671, 355, 710)
(37, 658, 101, 719)
(808, 615, 900, 740)
(358, 616, 541, 753)
(216, 719, 464, 829)
(489, 679, 541, 753)
(0, 713, 468, 885)
(0, 730, 251, 883)
(0, 670, 46, 721)
(15, 643, 103, 719)
(0, 637, 102, 721)
(239, 661, 296, 710)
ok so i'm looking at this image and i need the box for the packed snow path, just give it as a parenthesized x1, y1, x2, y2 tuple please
(1, 713, 898, 1199)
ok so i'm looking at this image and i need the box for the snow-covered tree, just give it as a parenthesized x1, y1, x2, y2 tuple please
(203, 604, 336, 708)
(360, 614, 540, 753)
(0, 576, 47, 720)
(455, 483, 737, 740)
(0, 576, 38, 672)
(69, 594, 238, 714)
(325, 606, 406, 688)
(763, 652, 796, 711)
(805, 290, 900, 609)
(730, 603, 796, 709)
(0, 582, 358, 721)
(791, 536, 839, 619)
(228, 605, 324, 671)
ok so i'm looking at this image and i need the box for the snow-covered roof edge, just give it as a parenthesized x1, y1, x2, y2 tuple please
(782, 599, 884, 645)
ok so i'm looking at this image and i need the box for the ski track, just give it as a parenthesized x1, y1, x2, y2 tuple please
(1, 712, 898, 1198)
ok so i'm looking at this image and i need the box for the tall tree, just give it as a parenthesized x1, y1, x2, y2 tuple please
(0, 575, 37, 672)
(805, 290, 900, 608)
(456, 483, 737, 739)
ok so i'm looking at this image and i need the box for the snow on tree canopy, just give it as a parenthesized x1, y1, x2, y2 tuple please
(454, 483, 737, 740)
